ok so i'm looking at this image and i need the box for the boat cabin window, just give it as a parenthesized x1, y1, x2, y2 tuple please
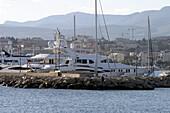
(134, 69, 136, 73)
(89, 60, 94, 64)
(101, 59, 114, 63)
(109, 59, 114, 63)
(33, 59, 44, 63)
(76, 59, 88, 64)
(65, 60, 69, 64)
(49, 59, 54, 64)
(101, 60, 107, 63)
(126, 69, 130, 73)
(77, 59, 81, 63)
(82, 59, 87, 64)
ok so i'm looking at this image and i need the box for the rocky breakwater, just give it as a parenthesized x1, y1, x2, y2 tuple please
(0, 75, 159, 90)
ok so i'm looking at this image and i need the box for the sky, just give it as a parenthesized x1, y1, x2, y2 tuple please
(0, 0, 170, 24)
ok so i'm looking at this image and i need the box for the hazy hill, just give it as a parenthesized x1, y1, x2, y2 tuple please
(2, 6, 170, 40)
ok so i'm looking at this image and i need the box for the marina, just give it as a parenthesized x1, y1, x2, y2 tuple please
(0, 0, 170, 112)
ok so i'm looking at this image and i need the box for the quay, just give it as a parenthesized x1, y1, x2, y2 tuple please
(1, 72, 170, 90)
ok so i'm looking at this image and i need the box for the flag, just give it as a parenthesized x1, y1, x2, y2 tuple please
(90, 43, 94, 46)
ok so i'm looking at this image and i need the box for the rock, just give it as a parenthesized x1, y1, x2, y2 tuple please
(39, 83, 44, 89)
(0, 75, 158, 90)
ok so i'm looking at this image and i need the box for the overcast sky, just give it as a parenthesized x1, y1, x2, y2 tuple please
(0, 0, 170, 24)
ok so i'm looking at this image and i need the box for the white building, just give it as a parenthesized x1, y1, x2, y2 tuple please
(109, 53, 124, 62)
(138, 52, 147, 66)
(160, 51, 170, 62)
(114, 38, 137, 49)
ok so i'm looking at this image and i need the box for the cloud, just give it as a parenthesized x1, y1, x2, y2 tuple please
(0, 0, 19, 7)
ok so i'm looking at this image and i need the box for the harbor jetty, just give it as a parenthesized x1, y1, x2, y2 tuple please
(0, 73, 169, 90)
(1, 73, 170, 90)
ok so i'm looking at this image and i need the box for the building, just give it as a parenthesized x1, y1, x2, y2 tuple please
(109, 53, 124, 62)
(160, 51, 170, 62)
(114, 38, 137, 49)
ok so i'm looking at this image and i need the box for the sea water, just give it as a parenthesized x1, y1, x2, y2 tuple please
(0, 86, 170, 113)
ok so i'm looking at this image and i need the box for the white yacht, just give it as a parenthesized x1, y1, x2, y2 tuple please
(32, 29, 148, 76)
(43, 44, 148, 76)
(0, 50, 31, 71)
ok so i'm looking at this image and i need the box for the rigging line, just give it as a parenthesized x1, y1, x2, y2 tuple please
(98, 13, 111, 72)
(99, 0, 110, 41)
(97, 13, 104, 38)
(98, 0, 112, 75)
(99, 0, 117, 74)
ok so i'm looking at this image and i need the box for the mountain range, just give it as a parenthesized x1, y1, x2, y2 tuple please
(1, 6, 170, 40)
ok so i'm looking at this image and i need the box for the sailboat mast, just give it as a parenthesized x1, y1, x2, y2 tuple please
(94, 0, 98, 76)
(74, 15, 76, 40)
(147, 16, 150, 70)
(73, 15, 77, 71)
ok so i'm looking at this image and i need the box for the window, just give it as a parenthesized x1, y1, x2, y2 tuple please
(101, 60, 107, 63)
(128, 69, 130, 73)
(49, 59, 54, 64)
(65, 60, 69, 64)
(82, 59, 87, 64)
(101, 59, 114, 63)
(134, 69, 136, 73)
(89, 60, 94, 64)
(77, 59, 81, 63)
(109, 59, 114, 63)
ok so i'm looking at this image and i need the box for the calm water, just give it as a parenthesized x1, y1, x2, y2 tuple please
(0, 86, 170, 113)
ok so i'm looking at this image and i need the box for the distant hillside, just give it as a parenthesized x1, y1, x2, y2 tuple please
(0, 26, 54, 40)
(4, 6, 170, 29)
(2, 6, 170, 40)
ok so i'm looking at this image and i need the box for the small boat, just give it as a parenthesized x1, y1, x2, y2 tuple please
(159, 72, 170, 77)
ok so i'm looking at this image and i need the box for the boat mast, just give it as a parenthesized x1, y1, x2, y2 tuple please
(147, 16, 155, 76)
(147, 16, 150, 71)
(74, 15, 76, 41)
(74, 15, 77, 71)
(94, 0, 98, 76)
